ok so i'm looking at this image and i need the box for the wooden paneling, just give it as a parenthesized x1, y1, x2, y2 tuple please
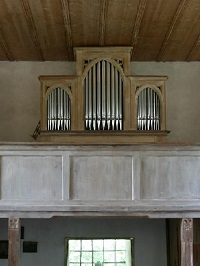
(1, 155, 63, 201)
(0, 0, 39, 60)
(69, 0, 101, 47)
(133, 0, 180, 61)
(0, 0, 200, 61)
(70, 155, 133, 200)
(141, 156, 200, 200)
(105, 0, 140, 46)
(28, 0, 68, 60)
(161, 0, 200, 61)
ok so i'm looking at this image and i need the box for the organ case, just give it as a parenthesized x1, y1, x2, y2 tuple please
(38, 47, 169, 144)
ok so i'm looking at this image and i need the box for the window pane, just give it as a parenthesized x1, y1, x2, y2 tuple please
(69, 251, 80, 262)
(103, 263, 115, 266)
(81, 251, 92, 262)
(82, 240, 92, 250)
(93, 251, 103, 263)
(104, 239, 115, 250)
(93, 240, 103, 250)
(69, 240, 80, 251)
(116, 251, 126, 262)
(116, 240, 126, 250)
(104, 251, 115, 262)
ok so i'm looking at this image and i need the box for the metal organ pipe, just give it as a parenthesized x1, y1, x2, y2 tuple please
(137, 87, 160, 130)
(47, 87, 71, 131)
(84, 60, 123, 130)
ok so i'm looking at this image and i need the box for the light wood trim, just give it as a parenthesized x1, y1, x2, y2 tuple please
(8, 218, 21, 266)
(130, 76, 168, 131)
(39, 76, 77, 131)
(38, 130, 169, 144)
(181, 218, 193, 266)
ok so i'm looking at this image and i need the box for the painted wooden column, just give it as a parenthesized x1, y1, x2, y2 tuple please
(181, 218, 193, 266)
(8, 218, 21, 266)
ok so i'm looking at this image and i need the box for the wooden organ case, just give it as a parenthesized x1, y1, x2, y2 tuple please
(38, 47, 169, 144)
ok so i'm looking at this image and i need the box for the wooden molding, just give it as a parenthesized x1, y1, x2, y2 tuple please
(131, 0, 147, 55)
(20, 0, 44, 61)
(0, 28, 14, 60)
(99, 0, 108, 46)
(186, 34, 200, 61)
(60, 0, 73, 60)
(180, 218, 193, 266)
(157, 0, 188, 61)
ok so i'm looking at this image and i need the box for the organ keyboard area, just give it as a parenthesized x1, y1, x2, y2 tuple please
(37, 47, 169, 144)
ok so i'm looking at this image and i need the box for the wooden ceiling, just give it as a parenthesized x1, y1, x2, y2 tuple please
(0, 0, 200, 61)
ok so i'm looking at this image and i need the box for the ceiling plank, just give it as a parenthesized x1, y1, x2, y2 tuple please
(99, 0, 108, 46)
(20, 0, 44, 61)
(187, 35, 200, 60)
(69, 0, 100, 47)
(157, 0, 188, 61)
(60, 0, 73, 60)
(105, 0, 140, 46)
(131, 0, 148, 54)
(0, 28, 14, 60)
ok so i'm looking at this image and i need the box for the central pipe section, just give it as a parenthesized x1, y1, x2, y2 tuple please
(84, 60, 123, 130)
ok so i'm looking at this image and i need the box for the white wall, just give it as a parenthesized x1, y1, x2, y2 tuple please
(0, 61, 200, 142)
(0, 218, 167, 266)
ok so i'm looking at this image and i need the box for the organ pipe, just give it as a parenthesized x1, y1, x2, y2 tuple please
(47, 87, 71, 131)
(84, 60, 123, 130)
(137, 87, 160, 130)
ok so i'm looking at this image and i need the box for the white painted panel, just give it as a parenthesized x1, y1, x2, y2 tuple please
(1, 156, 63, 200)
(70, 156, 133, 200)
(141, 156, 200, 199)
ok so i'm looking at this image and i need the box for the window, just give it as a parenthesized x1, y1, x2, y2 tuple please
(65, 238, 134, 266)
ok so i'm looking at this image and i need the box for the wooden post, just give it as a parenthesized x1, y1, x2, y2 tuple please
(181, 218, 193, 266)
(8, 218, 21, 266)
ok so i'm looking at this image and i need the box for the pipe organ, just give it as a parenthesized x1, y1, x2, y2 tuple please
(38, 47, 169, 144)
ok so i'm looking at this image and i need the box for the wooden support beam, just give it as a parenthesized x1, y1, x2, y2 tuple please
(8, 218, 21, 266)
(181, 218, 193, 266)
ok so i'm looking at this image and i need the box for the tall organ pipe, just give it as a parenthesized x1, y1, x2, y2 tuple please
(84, 60, 123, 130)
(47, 87, 71, 131)
(137, 87, 160, 130)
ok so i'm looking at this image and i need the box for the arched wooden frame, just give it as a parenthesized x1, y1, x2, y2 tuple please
(44, 84, 73, 131)
(81, 58, 125, 131)
(135, 85, 164, 130)
(45, 84, 72, 130)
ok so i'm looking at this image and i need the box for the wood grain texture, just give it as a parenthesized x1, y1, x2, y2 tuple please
(60, 0, 73, 60)
(0, 0, 199, 61)
(8, 218, 20, 266)
(0, 28, 14, 60)
(181, 218, 193, 266)
(20, 0, 44, 60)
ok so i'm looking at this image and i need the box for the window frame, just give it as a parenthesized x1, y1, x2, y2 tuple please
(64, 238, 134, 266)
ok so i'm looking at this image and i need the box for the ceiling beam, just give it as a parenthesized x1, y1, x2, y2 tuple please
(131, 0, 147, 55)
(20, 0, 44, 61)
(99, 0, 108, 46)
(0, 28, 14, 60)
(60, 0, 73, 61)
(186, 34, 200, 61)
(157, 0, 188, 61)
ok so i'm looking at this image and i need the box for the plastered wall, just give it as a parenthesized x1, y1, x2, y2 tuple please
(0, 61, 200, 142)
(0, 218, 167, 266)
